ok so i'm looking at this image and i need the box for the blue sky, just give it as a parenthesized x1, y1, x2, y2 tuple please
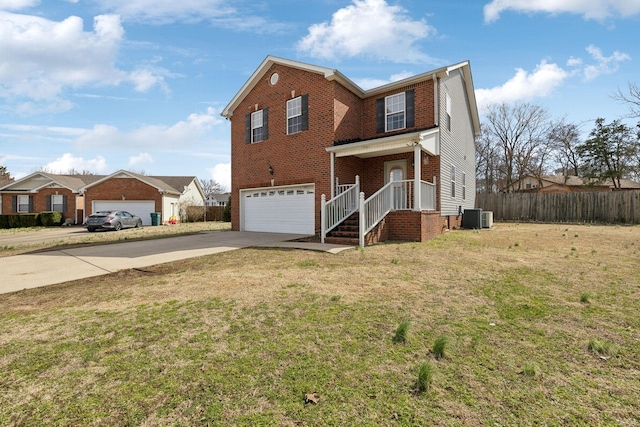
(1, 0, 639, 189)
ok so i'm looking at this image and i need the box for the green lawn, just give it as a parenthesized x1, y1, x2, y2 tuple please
(1, 223, 639, 426)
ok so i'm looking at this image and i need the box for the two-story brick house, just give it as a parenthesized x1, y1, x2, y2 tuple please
(221, 56, 480, 246)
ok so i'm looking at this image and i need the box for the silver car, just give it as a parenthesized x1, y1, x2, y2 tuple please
(85, 210, 143, 232)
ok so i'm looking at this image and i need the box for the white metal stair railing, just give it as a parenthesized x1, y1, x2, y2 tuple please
(321, 176, 360, 243)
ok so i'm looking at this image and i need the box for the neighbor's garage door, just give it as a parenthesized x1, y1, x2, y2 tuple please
(241, 184, 315, 234)
(93, 201, 156, 226)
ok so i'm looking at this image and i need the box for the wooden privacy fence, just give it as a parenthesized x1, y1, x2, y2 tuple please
(476, 190, 640, 224)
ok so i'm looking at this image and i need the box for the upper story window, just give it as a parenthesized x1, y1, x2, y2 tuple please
(376, 89, 414, 134)
(445, 94, 452, 132)
(245, 108, 268, 144)
(386, 93, 406, 131)
(287, 96, 302, 134)
(525, 179, 532, 189)
(251, 110, 264, 143)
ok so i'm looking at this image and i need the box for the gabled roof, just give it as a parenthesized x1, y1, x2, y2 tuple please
(220, 55, 480, 136)
(512, 175, 640, 189)
(0, 172, 100, 193)
(80, 170, 203, 196)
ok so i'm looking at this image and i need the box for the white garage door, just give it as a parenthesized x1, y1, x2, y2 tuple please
(93, 201, 156, 226)
(242, 184, 315, 235)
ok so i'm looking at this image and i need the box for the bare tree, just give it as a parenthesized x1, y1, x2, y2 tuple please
(548, 119, 582, 178)
(200, 178, 227, 197)
(612, 82, 640, 119)
(475, 128, 503, 193)
(0, 158, 13, 186)
(482, 102, 552, 192)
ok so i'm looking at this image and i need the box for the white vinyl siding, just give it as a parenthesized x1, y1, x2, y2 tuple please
(439, 69, 477, 215)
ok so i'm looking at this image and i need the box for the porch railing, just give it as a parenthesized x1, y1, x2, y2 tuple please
(321, 176, 360, 243)
(359, 178, 437, 247)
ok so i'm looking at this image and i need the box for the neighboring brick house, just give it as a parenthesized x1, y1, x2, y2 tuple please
(505, 175, 640, 193)
(221, 56, 480, 245)
(0, 170, 205, 225)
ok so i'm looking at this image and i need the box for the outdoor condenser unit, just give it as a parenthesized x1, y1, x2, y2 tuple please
(462, 209, 482, 229)
(481, 211, 493, 229)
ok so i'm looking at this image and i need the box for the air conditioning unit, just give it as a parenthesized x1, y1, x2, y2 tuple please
(481, 211, 493, 229)
(462, 209, 482, 229)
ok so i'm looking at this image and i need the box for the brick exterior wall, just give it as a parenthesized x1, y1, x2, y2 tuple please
(1, 189, 77, 223)
(83, 178, 162, 216)
(229, 60, 447, 242)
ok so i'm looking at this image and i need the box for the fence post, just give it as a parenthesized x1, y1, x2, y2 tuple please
(359, 192, 365, 248)
(321, 194, 326, 244)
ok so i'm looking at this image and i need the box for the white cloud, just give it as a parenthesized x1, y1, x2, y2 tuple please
(0, 11, 166, 107)
(76, 107, 223, 149)
(296, 0, 436, 64)
(353, 71, 416, 91)
(128, 152, 154, 166)
(208, 162, 230, 192)
(44, 153, 108, 173)
(98, 0, 235, 24)
(580, 44, 630, 81)
(484, 0, 640, 23)
(0, 0, 39, 10)
(475, 61, 570, 110)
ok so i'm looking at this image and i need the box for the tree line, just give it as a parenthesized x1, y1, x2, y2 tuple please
(476, 83, 640, 193)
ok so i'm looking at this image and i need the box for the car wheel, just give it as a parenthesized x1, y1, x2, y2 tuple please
(135, 220, 142, 228)
(114, 222, 122, 231)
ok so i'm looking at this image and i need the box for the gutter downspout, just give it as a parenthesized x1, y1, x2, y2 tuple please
(433, 74, 439, 127)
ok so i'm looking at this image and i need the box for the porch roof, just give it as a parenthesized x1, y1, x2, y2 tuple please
(326, 128, 439, 159)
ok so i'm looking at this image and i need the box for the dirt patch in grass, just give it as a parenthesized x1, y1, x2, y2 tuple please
(0, 222, 639, 426)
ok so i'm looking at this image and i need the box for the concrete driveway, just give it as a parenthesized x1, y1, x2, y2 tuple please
(0, 231, 353, 295)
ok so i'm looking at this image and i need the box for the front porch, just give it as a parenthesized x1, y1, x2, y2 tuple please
(321, 128, 449, 247)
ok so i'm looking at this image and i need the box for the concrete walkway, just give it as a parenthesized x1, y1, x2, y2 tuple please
(0, 231, 354, 294)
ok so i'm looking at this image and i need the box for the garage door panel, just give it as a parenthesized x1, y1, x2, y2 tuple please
(93, 201, 155, 226)
(242, 185, 314, 235)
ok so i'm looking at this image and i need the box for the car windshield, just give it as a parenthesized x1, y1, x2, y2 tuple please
(92, 211, 113, 217)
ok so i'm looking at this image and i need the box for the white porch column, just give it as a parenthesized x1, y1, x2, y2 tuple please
(330, 152, 335, 199)
(414, 145, 421, 211)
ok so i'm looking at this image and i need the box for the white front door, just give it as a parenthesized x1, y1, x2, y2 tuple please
(385, 160, 407, 209)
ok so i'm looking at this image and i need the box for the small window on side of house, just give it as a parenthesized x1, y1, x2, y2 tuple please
(451, 165, 456, 198)
(287, 95, 308, 135)
(251, 110, 264, 143)
(445, 94, 452, 132)
(462, 172, 466, 201)
(52, 194, 64, 212)
(526, 179, 531, 189)
(17, 195, 30, 213)
(385, 92, 406, 131)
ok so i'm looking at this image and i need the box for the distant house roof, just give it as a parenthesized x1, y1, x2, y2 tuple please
(507, 175, 640, 191)
(1, 170, 205, 197)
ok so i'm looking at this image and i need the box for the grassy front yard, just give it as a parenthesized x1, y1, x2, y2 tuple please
(1, 223, 639, 426)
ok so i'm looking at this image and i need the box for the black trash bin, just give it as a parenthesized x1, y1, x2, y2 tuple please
(150, 212, 161, 226)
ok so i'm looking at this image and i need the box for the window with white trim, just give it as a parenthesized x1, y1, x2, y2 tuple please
(451, 165, 456, 198)
(18, 195, 30, 213)
(445, 94, 452, 131)
(251, 110, 264, 143)
(462, 172, 466, 201)
(287, 96, 303, 134)
(386, 92, 406, 131)
(52, 194, 64, 212)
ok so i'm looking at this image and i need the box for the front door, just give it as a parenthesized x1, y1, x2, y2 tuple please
(384, 160, 407, 209)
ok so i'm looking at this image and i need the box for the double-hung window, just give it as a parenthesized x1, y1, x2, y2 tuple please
(462, 172, 466, 201)
(52, 194, 64, 212)
(451, 165, 456, 198)
(376, 90, 414, 133)
(445, 94, 452, 131)
(251, 110, 264, 143)
(245, 108, 268, 144)
(287, 96, 303, 134)
(385, 92, 406, 131)
(18, 195, 30, 213)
